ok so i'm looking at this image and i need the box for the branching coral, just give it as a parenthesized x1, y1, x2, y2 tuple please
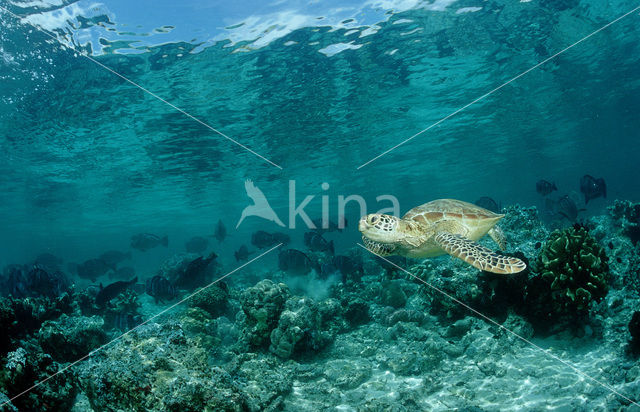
(527, 226, 609, 321)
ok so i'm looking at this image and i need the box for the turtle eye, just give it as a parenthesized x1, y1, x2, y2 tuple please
(368, 215, 379, 225)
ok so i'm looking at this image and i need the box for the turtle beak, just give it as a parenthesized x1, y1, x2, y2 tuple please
(358, 217, 368, 232)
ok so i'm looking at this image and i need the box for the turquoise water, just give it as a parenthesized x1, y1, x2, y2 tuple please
(2, 0, 639, 261)
(1, 0, 640, 410)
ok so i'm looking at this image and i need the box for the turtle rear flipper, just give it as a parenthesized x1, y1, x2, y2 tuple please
(434, 233, 526, 274)
(488, 226, 506, 250)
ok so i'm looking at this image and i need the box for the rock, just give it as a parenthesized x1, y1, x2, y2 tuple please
(0, 392, 17, 412)
(379, 280, 407, 308)
(628, 311, 640, 353)
(269, 296, 332, 359)
(236, 356, 293, 410)
(343, 298, 370, 327)
(189, 283, 229, 317)
(38, 315, 107, 362)
(1, 348, 76, 411)
(323, 359, 372, 389)
(385, 309, 426, 326)
(77, 322, 250, 411)
(445, 317, 473, 338)
(501, 312, 534, 341)
(239, 280, 290, 349)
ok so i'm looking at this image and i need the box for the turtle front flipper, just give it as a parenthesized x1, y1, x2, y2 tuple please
(362, 236, 397, 256)
(434, 233, 526, 274)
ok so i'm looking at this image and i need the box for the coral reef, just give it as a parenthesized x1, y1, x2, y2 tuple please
(269, 296, 332, 359)
(189, 283, 229, 317)
(236, 280, 337, 359)
(341, 297, 370, 327)
(101, 289, 141, 330)
(157, 253, 200, 284)
(0, 294, 74, 356)
(0, 392, 17, 412)
(410, 260, 482, 320)
(499, 204, 550, 256)
(0, 347, 77, 411)
(227, 353, 294, 410)
(608, 200, 640, 245)
(77, 322, 252, 411)
(238, 280, 290, 349)
(629, 311, 640, 354)
(2, 199, 640, 411)
(38, 315, 107, 362)
(527, 225, 609, 323)
(586, 213, 640, 291)
(384, 308, 426, 326)
(378, 279, 407, 309)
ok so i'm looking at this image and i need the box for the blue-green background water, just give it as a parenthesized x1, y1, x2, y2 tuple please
(0, 0, 639, 265)
(2, 1, 640, 410)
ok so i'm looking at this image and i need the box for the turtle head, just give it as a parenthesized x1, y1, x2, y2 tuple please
(359, 214, 402, 255)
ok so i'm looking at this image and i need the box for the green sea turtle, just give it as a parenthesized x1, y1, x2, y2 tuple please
(359, 199, 526, 274)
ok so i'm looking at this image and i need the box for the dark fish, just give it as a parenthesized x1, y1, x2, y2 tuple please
(34, 253, 63, 271)
(110, 266, 136, 280)
(234, 245, 254, 262)
(185, 236, 209, 254)
(557, 195, 579, 221)
(174, 252, 218, 290)
(26, 266, 70, 298)
(580, 175, 606, 204)
(214, 220, 227, 243)
(331, 255, 363, 283)
(77, 258, 112, 282)
(271, 232, 291, 245)
(278, 249, 318, 276)
(304, 232, 335, 254)
(99, 250, 132, 269)
(251, 231, 271, 248)
(251, 230, 290, 249)
(145, 275, 177, 303)
(3, 266, 28, 298)
(320, 263, 339, 279)
(111, 312, 143, 331)
(130, 233, 168, 251)
(311, 217, 347, 232)
(95, 277, 138, 307)
(474, 197, 501, 213)
(536, 180, 557, 196)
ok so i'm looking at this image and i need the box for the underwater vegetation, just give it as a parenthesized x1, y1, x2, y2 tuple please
(526, 225, 610, 324)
